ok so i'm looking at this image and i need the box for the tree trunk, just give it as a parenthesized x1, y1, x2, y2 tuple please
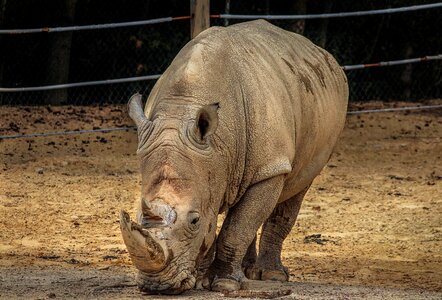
(365, 14, 386, 62)
(317, 1, 333, 48)
(264, 0, 270, 15)
(290, 0, 307, 35)
(44, 0, 77, 105)
(400, 45, 413, 100)
(224, 0, 230, 27)
(190, 0, 210, 39)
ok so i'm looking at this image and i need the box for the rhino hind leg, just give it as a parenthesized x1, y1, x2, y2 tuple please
(245, 185, 310, 282)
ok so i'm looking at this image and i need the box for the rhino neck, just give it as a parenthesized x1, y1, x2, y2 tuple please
(143, 29, 249, 213)
(216, 85, 249, 213)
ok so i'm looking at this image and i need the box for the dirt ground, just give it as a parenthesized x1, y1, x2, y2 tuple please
(0, 100, 441, 299)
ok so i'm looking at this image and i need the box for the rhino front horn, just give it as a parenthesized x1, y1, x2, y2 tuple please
(120, 210, 168, 272)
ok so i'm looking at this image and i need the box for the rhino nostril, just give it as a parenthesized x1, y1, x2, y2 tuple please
(141, 215, 165, 227)
(181, 278, 193, 290)
(140, 198, 176, 227)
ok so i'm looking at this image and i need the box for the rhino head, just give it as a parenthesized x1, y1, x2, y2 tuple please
(120, 93, 228, 294)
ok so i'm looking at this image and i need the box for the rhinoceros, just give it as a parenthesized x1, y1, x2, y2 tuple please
(120, 19, 348, 294)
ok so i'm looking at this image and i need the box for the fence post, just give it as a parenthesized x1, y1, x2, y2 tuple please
(190, 0, 210, 39)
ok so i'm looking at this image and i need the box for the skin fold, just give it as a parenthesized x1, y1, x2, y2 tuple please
(119, 19, 348, 294)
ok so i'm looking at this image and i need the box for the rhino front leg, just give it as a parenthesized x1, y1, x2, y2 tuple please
(245, 185, 310, 282)
(205, 175, 285, 292)
(242, 235, 257, 271)
(195, 239, 216, 289)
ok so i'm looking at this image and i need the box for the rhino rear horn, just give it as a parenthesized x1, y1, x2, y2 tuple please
(128, 93, 149, 128)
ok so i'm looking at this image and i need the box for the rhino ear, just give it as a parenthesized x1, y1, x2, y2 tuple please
(128, 93, 152, 147)
(128, 93, 149, 128)
(195, 103, 219, 140)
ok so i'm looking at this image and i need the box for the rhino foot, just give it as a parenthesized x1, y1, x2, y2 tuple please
(201, 260, 244, 292)
(194, 272, 210, 290)
(201, 274, 242, 292)
(211, 278, 241, 292)
(245, 266, 289, 282)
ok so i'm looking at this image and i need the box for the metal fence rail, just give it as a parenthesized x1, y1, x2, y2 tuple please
(346, 104, 442, 115)
(214, 2, 442, 20)
(2, 3, 440, 34)
(0, 127, 135, 140)
(0, 75, 161, 92)
(342, 54, 442, 71)
(0, 16, 191, 34)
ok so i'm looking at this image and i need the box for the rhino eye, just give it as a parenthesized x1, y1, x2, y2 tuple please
(188, 211, 201, 229)
(191, 215, 200, 225)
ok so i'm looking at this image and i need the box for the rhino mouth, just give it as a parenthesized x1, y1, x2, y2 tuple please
(137, 267, 196, 295)
(120, 211, 196, 294)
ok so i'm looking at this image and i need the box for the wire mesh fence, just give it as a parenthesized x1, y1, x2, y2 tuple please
(0, 0, 441, 105)
(0, 18, 190, 104)
(0, 21, 187, 104)
(212, 0, 442, 101)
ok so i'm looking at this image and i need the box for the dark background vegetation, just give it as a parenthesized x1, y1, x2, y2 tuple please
(0, 0, 441, 104)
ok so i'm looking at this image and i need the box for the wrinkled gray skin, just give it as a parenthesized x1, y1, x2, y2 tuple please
(120, 20, 348, 294)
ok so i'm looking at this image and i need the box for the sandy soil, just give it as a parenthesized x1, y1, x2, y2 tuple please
(0, 100, 441, 299)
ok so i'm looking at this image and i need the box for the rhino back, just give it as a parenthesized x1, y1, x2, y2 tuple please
(226, 20, 349, 200)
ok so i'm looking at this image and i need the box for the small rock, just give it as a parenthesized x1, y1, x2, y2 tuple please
(388, 175, 404, 180)
(8, 122, 20, 132)
(387, 191, 403, 196)
(304, 234, 337, 245)
(35, 167, 44, 174)
(66, 258, 80, 264)
(430, 171, 442, 180)
(34, 117, 45, 124)
(38, 255, 60, 260)
(47, 293, 56, 298)
(102, 255, 118, 261)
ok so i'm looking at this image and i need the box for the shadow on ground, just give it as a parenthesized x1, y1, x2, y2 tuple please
(1, 266, 441, 300)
